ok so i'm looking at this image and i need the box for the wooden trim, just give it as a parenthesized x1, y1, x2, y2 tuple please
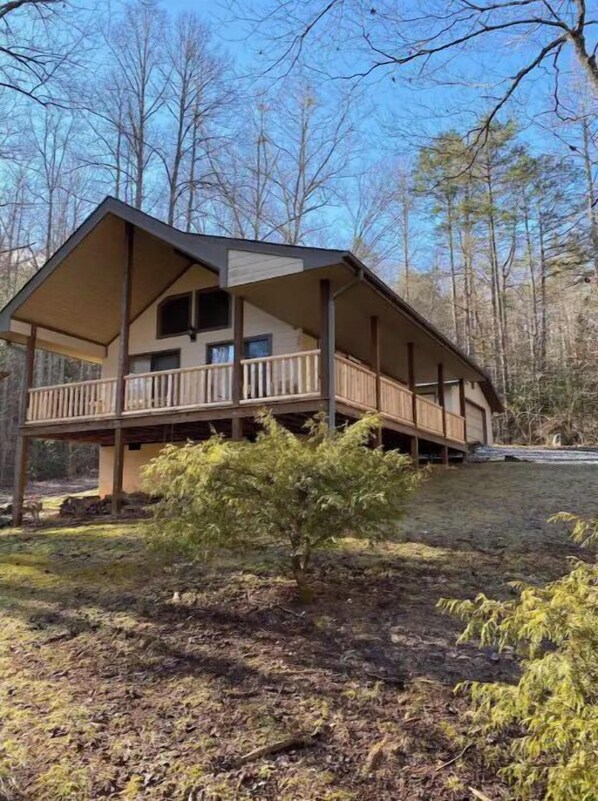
(12, 324, 36, 525)
(12, 316, 106, 349)
(458, 378, 468, 442)
(195, 287, 232, 333)
(407, 342, 417, 427)
(113, 222, 134, 515)
(231, 296, 244, 440)
(319, 279, 335, 427)
(112, 426, 124, 515)
(437, 363, 446, 437)
(156, 291, 193, 339)
(370, 315, 381, 408)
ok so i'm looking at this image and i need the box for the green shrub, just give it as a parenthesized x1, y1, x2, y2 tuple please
(439, 514, 598, 801)
(142, 411, 418, 596)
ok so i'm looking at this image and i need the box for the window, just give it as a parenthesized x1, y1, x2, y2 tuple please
(157, 293, 191, 338)
(206, 336, 272, 365)
(196, 288, 231, 332)
(130, 350, 181, 374)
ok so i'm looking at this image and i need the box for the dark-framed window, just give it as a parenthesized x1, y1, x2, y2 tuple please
(129, 349, 181, 374)
(206, 335, 272, 365)
(196, 288, 231, 332)
(157, 293, 192, 338)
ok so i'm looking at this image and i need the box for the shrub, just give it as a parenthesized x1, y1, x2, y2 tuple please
(439, 514, 598, 801)
(142, 411, 418, 596)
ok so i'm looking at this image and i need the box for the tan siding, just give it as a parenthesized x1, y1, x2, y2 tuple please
(99, 443, 171, 495)
(227, 249, 303, 286)
(102, 265, 304, 378)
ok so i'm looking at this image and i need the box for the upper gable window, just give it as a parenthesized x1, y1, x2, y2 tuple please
(196, 288, 231, 332)
(157, 293, 192, 338)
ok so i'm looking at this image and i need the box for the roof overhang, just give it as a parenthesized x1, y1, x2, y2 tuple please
(0, 196, 502, 400)
(0, 197, 221, 359)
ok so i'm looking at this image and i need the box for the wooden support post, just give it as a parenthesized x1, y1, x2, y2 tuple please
(112, 222, 134, 516)
(12, 324, 37, 526)
(458, 378, 468, 443)
(231, 296, 244, 441)
(370, 315, 381, 446)
(410, 436, 419, 467)
(319, 279, 335, 430)
(438, 362, 449, 467)
(407, 342, 417, 428)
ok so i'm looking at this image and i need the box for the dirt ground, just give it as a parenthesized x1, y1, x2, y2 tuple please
(0, 463, 596, 800)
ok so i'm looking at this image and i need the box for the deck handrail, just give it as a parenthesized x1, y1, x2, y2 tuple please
(25, 348, 465, 445)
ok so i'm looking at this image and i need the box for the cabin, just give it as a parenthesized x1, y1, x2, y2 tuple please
(0, 197, 502, 524)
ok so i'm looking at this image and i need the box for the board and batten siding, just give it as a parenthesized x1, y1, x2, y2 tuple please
(227, 249, 303, 287)
(101, 263, 304, 378)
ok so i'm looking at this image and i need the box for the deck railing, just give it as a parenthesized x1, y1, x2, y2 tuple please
(445, 410, 466, 443)
(26, 377, 117, 423)
(125, 363, 232, 414)
(242, 350, 320, 402)
(380, 376, 414, 424)
(335, 355, 377, 410)
(415, 395, 445, 436)
(24, 348, 465, 443)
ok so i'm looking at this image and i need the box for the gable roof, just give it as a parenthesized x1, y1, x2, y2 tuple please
(0, 196, 503, 410)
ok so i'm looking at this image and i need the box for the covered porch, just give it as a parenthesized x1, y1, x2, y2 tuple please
(1, 199, 496, 524)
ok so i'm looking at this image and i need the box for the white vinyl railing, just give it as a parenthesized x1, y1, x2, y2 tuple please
(27, 378, 117, 423)
(242, 350, 320, 402)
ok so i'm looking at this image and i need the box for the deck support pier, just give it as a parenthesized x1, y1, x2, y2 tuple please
(370, 315, 381, 446)
(319, 279, 335, 430)
(231, 296, 245, 441)
(438, 363, 449, 466)
(112, 222, 134, 515)
(12, 324, 37, 526)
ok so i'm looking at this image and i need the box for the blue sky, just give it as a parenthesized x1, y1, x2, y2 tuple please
(160, 0, 583, 160)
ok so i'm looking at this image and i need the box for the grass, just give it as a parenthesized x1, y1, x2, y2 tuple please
(0, 462, 596, 799)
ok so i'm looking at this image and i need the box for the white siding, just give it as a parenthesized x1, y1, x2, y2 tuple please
(227, 249, 303, 286)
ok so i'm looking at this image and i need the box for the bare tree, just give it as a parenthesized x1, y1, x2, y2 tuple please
(159, 12, 234, 228)
(104, 0, 166, 208)
(243, 0, 598, 141)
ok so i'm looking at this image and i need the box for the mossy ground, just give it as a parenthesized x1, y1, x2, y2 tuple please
(0, 463, 596, 799)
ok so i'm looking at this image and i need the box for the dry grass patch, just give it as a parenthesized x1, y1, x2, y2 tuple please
(0, 463, 595, 799)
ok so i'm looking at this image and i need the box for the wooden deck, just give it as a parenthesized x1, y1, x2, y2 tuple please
(24, 349, 466, 445)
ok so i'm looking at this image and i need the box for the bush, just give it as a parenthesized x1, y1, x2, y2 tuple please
(142, 411, 418, 596)
(439, 514, 598, 801)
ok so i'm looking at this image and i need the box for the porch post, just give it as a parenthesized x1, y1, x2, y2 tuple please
(12, 324, 37, 526)
(112, 222, 134, 515)
(458, 378, 468, 443)
(407, 342, 418, 466)
(438, 362, 449, 466)
(370, 315, 381, 446)
(319, 279, 335, 430)
(231, 295, 244, 441)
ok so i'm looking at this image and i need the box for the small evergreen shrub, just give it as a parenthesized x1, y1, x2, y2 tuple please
(142, 412, 418, 596)
(439, 514, 598, 801)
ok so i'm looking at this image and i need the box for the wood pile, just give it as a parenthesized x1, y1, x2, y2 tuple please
(59, 492, 155, 519)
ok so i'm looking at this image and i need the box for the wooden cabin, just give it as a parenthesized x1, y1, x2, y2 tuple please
(0, 197, 502, 523)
